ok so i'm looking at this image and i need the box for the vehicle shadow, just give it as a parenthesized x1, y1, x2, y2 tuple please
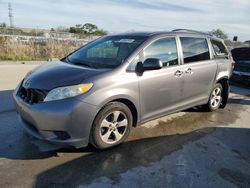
(0, 89, 59, 159)
(34, 127, 214, 188)
(228, 98, 250, 105)
(34, 127, 250, 188)
(0, 124, 59, 159)
(184, 106, 207, 113)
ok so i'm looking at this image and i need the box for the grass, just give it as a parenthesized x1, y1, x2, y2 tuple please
(0, 36, 86, 61)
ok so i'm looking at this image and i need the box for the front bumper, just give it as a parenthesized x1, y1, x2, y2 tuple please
(13, 89, 98, 148)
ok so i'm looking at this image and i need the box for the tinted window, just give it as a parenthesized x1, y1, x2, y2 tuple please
(67, 36, 146, 69)
(231, 47, 250, 61)
(144, 37, 178, 67)
(180, 37, 210, 63)
(211, 40, 228, 56)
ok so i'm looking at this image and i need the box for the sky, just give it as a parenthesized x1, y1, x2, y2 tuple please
(0, 0, 249, 41)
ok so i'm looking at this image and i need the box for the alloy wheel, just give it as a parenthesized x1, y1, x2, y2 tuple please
(99, 111, 128, 144)
(210, 87, 222, 108)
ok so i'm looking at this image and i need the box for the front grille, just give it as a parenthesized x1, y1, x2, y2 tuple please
(18, 86, 48, 104)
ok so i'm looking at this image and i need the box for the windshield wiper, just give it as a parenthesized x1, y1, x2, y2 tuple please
(62, 57, 71, 63)
(72, 62, 91, 67)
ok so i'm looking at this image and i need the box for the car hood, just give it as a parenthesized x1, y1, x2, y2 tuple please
(23, 61, 108, 90)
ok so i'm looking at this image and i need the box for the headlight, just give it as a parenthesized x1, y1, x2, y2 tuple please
(44, 83, 93, 102)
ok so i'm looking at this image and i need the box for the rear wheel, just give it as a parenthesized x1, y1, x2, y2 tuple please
(205, 83, 223, 111)
(90, 102, 133, 149)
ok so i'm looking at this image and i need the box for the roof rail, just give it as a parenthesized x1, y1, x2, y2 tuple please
(172, 29, 213, 36)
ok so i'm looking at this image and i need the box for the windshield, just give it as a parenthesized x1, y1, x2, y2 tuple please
(65, 36, 147, 69)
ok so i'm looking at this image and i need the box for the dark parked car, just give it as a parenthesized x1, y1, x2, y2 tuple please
(13, 29, 233, 149)
(231, 47, 250, 86)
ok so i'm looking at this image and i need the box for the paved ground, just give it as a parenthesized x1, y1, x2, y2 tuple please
(0, 63, 40, 113)
(0, 63, 250, 188)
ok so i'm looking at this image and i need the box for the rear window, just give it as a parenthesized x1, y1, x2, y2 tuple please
(180, 37, 210, 63)
(211, 39, 228, 57)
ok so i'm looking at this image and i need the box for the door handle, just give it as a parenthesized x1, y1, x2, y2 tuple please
(174, 70, 183, 77)
(185, 68, 193, 74)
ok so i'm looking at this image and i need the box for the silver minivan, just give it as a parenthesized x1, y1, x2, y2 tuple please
(13, 29, 233, 149)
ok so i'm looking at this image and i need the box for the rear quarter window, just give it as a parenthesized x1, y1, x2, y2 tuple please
(180, 37, 210, 63)
(211, 39, 228, 57)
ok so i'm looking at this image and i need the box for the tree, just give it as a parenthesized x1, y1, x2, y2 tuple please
(69, 24, 83, 34)
(210, 29, 228, 39)
(68, 23, 107, 36)
(69, 27, 76, 33)
(0, 22, 7, 28)
(82, 23, 98, 34)
(94, 29, 108, 36)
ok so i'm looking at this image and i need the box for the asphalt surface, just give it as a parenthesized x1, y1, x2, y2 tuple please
(0, 63, 250, 188)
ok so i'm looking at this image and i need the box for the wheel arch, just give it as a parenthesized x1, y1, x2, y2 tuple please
(216, 77, 229, 108)
(111, 98, 138, 127)
(96, 96, 139, 127)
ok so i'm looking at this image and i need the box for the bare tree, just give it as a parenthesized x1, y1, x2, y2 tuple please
(210, 29, 228, 39)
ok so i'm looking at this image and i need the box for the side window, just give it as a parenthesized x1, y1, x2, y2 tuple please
(211, 39, 228, 57)
(180, 37, 210, 63)
(143, 37, 178, 67)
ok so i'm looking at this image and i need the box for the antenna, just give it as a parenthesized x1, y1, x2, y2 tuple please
(8, 2, 14, 28)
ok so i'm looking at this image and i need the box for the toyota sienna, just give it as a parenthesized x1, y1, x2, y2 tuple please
(13, 29, 233, 149)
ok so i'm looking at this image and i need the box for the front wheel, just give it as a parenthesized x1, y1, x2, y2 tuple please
(90, 102, 133, 150)
(204, 83, 223, 111)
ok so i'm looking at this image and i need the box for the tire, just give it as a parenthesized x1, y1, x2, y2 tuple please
(204, 83, 223, 111)
(90, 102, 133, 150)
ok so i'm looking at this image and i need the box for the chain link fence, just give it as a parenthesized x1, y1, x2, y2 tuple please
(0, 27, 100, 61)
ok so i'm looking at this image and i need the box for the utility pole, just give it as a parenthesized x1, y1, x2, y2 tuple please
(8, 2, 14, 28)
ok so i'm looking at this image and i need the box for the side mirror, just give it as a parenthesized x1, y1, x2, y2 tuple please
(135, 58, 163, 76)
(143, 58, 163, 71)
